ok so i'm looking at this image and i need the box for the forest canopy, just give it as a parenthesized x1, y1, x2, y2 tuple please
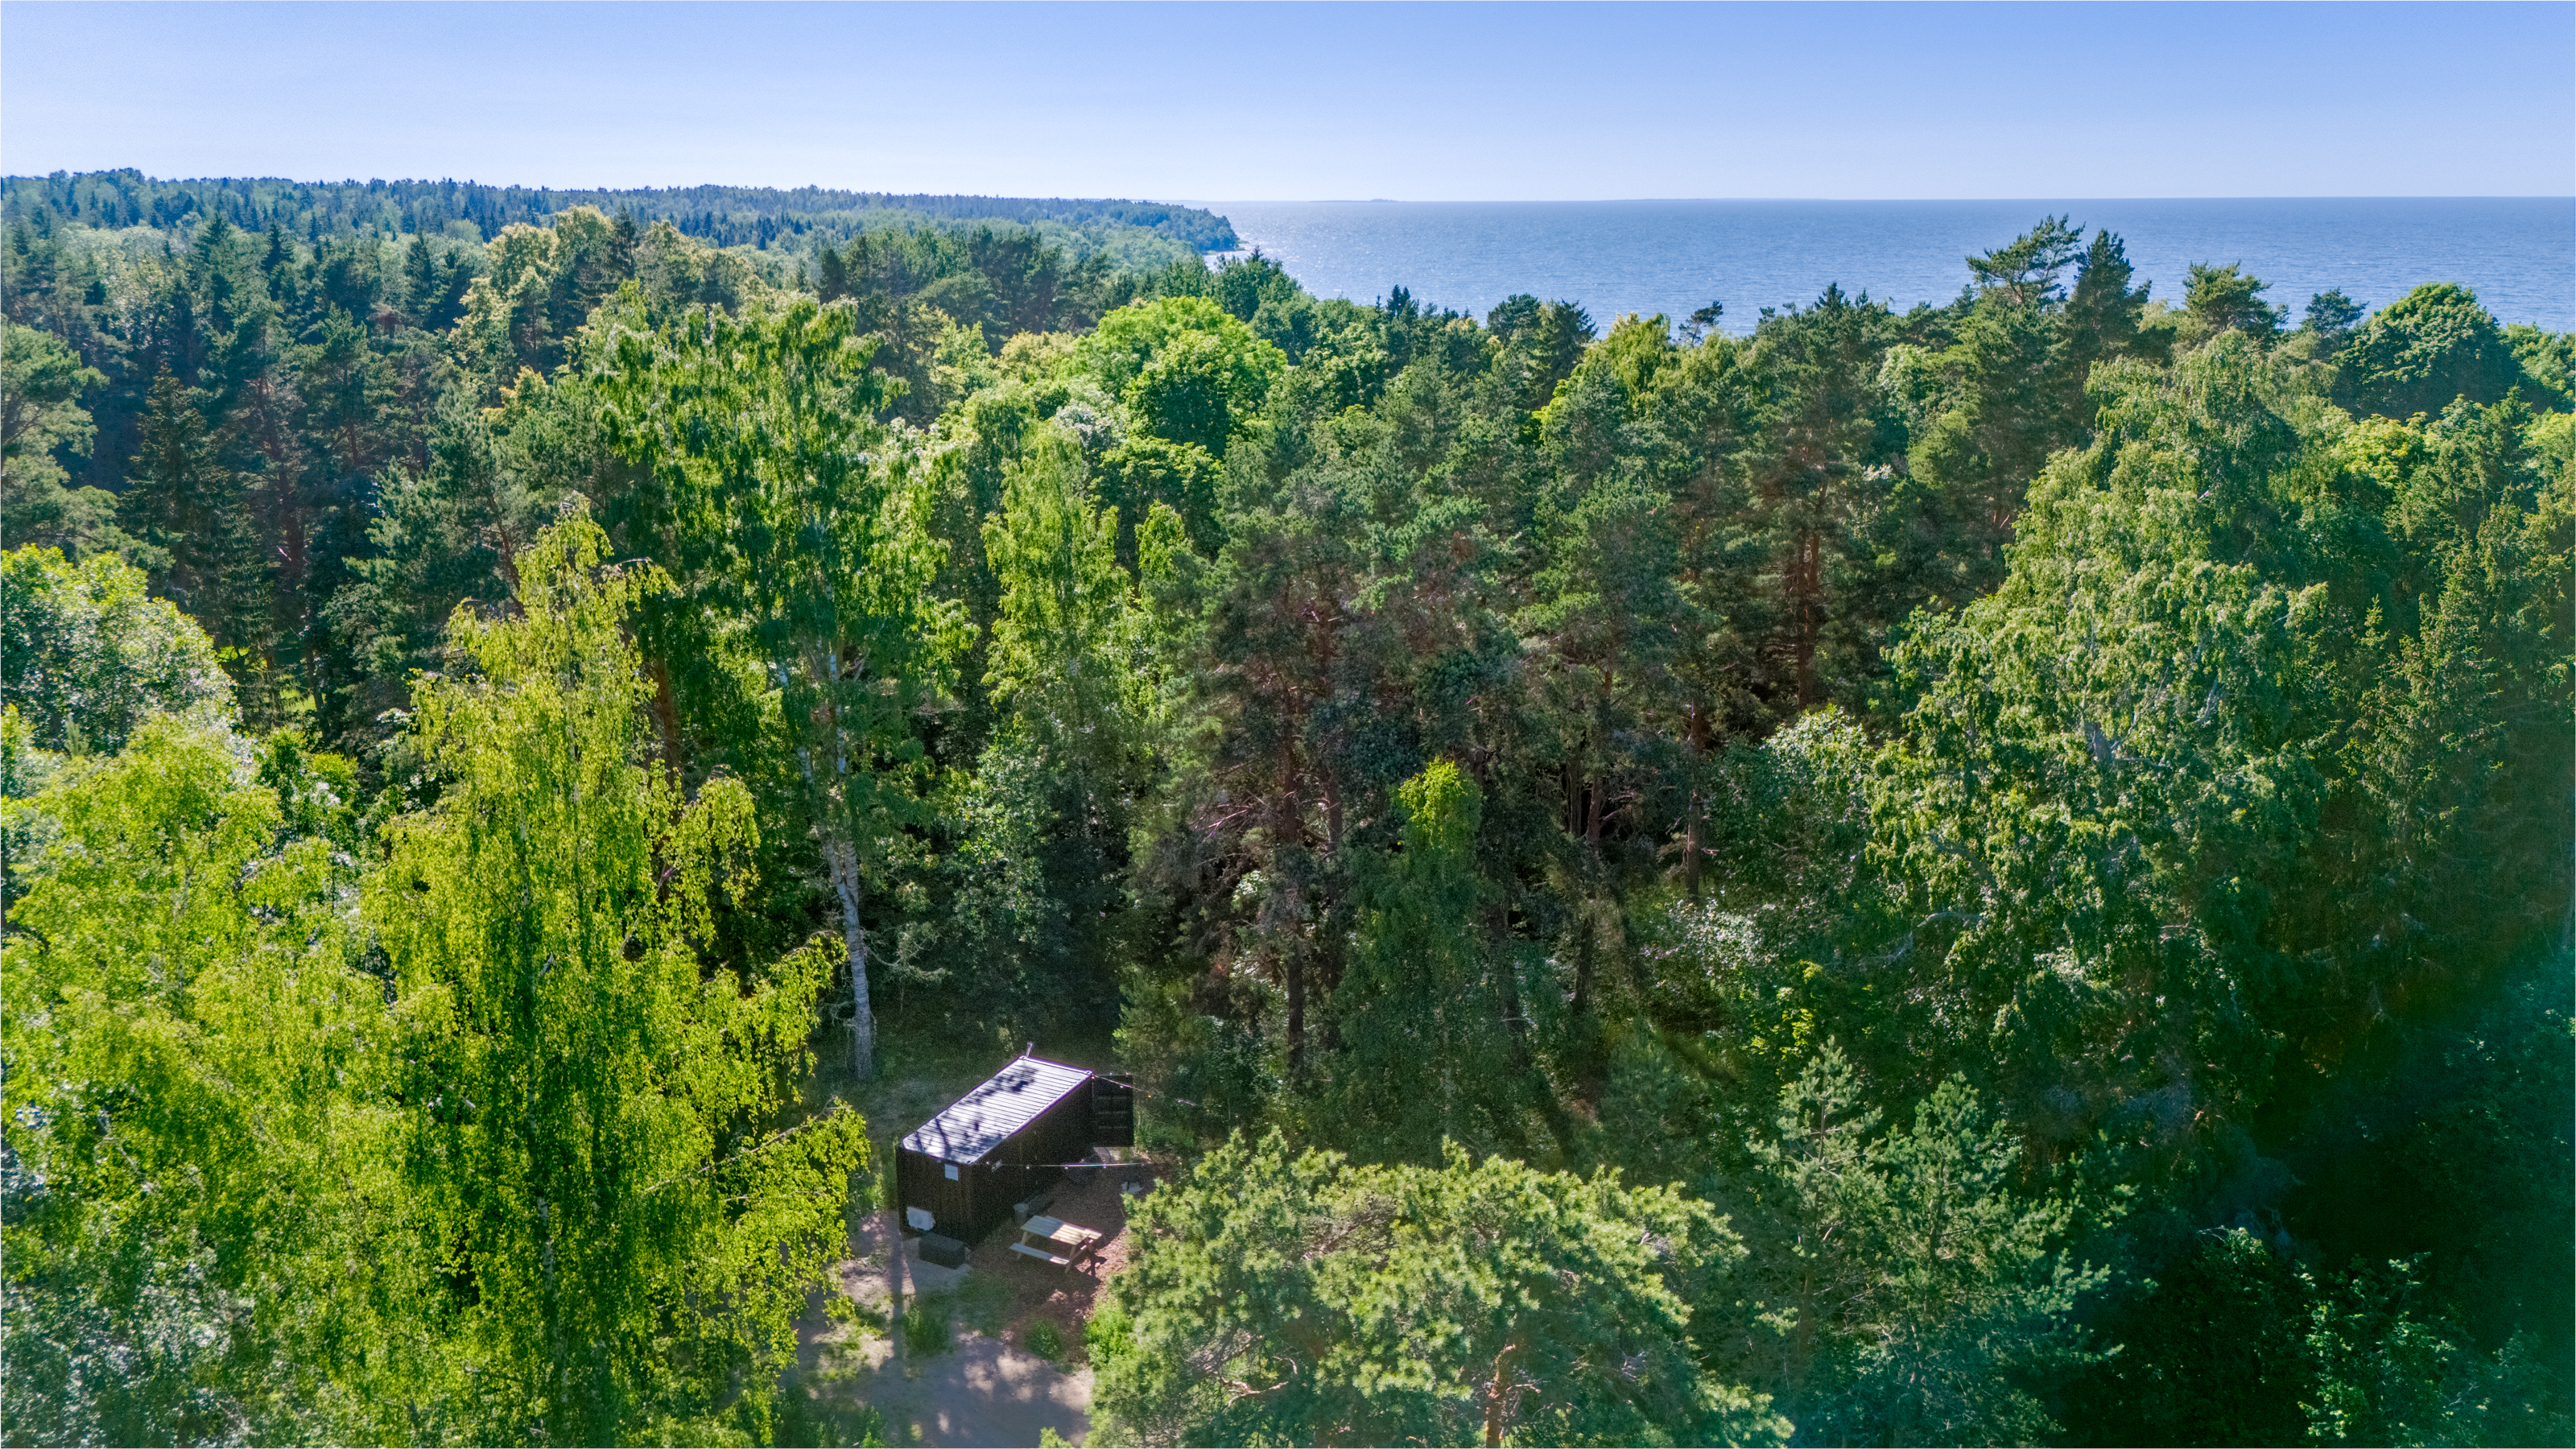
(1, 178, 2568, 1447)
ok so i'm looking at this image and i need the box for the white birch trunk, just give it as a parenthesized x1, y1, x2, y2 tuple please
(828, 836, 874, 1081)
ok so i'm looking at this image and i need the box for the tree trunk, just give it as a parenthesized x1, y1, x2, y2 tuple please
(1589, 665, 1614, 857)
(1495, 898, 1527, 1063)
(1275, 747, 1307, 1075)
(648, 656, 685, 788)
(828, 836, 874, 1081)
(1571, 907, 1596, 1019)
(1684, 807, 1703, 897)
(1684, 709, 1711, 898)
(1285, 940, 1305, 1075)
(1484, 1340, 1519, 1447)
(1793, 527, 1822, 707)
(1785, 1266, 1816, 1424)
(882, 1201, 910, 1374)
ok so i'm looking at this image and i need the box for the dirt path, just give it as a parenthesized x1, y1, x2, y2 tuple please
(792, 1211, 1100, 1447)
(861, 1331, 1094, 1447)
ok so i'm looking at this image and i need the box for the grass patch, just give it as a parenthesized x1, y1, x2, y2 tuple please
(952, 1269, 1012, 1339)
(900, 1291, 951, 1357)
(821, 1290, 886, 1342)
(770, 1366, 890, 1448)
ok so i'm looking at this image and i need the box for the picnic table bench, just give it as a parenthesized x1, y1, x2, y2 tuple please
(1009, 1214, 1102, 1269)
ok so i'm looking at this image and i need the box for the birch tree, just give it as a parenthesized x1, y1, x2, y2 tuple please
(369, 517, 866, 1439)
(600, 297, 967, 1080)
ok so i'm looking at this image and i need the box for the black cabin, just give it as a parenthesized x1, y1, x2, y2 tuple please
(895, 1055, 1134, 1245)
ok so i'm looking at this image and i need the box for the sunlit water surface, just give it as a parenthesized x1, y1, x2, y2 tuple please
(1195, 199, 2575, 333)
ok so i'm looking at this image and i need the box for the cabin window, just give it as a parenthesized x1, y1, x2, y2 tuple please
(944, 1162, 960, 1180)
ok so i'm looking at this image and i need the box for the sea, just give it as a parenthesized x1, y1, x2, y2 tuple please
(1196, 199, 2576, 334)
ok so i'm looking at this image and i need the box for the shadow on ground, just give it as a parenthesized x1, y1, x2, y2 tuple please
(791, 1214, 1096, 1447)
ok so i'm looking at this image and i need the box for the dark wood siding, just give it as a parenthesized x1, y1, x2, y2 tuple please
(896, 1146, 979, 1240)
(1092, 1073, 1135, 1147)
(969, 1088, 1093, 1238)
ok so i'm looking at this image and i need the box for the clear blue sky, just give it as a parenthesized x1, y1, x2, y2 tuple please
(2, 2, 2569, 200)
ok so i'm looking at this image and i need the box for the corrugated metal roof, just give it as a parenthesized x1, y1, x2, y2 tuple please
(900, 1056, 1093, 1164)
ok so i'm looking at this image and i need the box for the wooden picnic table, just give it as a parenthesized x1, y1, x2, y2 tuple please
(1010, 1214, 1103, 1269)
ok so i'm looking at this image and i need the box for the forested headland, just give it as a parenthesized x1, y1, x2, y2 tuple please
(2, 174, 2569, 1446)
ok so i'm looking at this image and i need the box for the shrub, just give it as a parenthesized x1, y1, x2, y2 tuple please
(1025, 1319, 1064, 1360)
(901, 1295, 949, 1356)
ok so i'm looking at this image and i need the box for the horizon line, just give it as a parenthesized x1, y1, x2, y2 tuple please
(4, 172, 2572, 207)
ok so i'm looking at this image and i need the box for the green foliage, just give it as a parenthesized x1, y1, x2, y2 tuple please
(1720, 1045, 2107, 1444)
(1861, 338, 2569, 1136)
(1892, 221, 2161, 605)
(2184, 262, 2285, 339)
(1024, 1318, 1064, 1361)
(600, 295, 970, 1080)
(449, 208, 659, 384)
(0, 320, 130, 559)
(902, 1294, 952, 1356)
(2078, 1212, 2574, 1447)
(1078, 295, 1286, 453)
(2503, 320, 2574, 409)
(1096, 1130, 1781, 1447)
(2301, 1257, 2567, 1447)
(2301, 288, 2367, 353)
(1740, 283, 1921, 707)
(1097, 432, 1225, 558)
(2263, 941, 2575, 1400)
(122, 369, 274, 684)
(327, 377, 597, 744)
(2335, 283, 2524, 419)
(1317, 759, 1515, 1163)
(928, 424, 1152, 1031)
(982, 424, 1150, 761)
(369, 516, 868, 1441)
(0, 543, 230, 753)
(2084, 1228, 2315, 1446)
(1486, 293, 1596, 411)
(0, 171, 1228, 256)
(2, 715, 396, 1444)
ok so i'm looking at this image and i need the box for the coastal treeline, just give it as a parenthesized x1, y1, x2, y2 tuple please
(2, 177, 2569, 1446)
(0, 171, 1234, 259)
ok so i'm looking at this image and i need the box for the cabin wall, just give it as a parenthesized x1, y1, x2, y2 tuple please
(1092, 1074, 1135, 1147)
(977, 1090, 1092, 1224)
(896, 1146, 977, 1240)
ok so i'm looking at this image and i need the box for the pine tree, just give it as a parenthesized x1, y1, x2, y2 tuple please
(2058, 227, 2156, 410)
(122, 369, 271, 697)
(815, 242, 850, 303)
(1319, 759, 1515, 1163)
(401, 231, 436, 324)
(1096, 1130, 1783, 1447)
